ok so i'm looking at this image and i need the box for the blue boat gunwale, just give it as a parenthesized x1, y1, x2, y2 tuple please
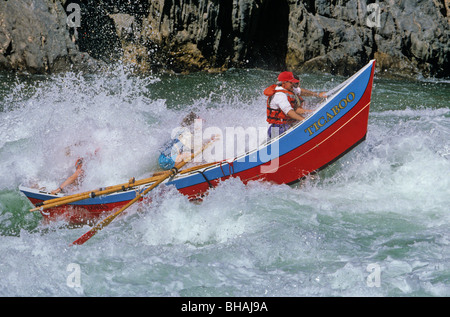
(167, 59, 375, 190)
(19, 184, 142, 205)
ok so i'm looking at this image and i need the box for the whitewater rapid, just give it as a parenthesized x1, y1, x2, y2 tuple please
(0, 67, 448, 296)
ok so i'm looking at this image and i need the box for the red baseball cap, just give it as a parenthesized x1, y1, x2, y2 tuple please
(277, 71, 299, 83)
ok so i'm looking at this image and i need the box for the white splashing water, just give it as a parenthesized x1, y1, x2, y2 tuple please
(0, 68, 449, 297)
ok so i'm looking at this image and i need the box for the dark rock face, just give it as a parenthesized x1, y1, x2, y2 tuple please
(373, 0, 449, 78)
(139, 0, 290, 73)
(70, 0, 122, 64)
(287, 0, 449, 78)
(287, 0, 375, 76)
(0, 0, 98, 73)
(0, 0, 448, 78)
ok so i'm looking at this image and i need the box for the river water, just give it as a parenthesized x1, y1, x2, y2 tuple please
(0, 65, 449, 297)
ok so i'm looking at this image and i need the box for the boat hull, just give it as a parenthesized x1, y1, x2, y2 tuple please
(21, 188, 144, 224)
(20, 60, 376, 225)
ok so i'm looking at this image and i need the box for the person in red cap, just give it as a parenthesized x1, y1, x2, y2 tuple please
(264, 71, 327, 138)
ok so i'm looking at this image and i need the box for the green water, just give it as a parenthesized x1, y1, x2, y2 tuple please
(0, 66, 449, 297)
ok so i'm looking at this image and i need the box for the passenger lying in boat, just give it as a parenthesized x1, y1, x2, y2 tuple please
(265, 71, 327, 138)
(157, 112, 219, 172)
(50, 145, 100, 195)
(50, 157, 84, 194)
(158, 112, 199, 170)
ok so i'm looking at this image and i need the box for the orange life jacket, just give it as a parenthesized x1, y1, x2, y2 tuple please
(264, 84, 299, 125)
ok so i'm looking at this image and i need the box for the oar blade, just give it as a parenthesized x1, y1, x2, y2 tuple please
(72, 229, 98, 245)
(71, 208, 119, 245)
(71, 138, 216, 246)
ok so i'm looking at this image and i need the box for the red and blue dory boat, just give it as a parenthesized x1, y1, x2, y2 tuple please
(20, 60, 376, 225)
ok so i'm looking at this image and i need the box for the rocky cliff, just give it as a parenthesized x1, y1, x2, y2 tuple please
(287, 0, 450, 77)
(0, 0, 98, 73)
(1, 0, 449, 78)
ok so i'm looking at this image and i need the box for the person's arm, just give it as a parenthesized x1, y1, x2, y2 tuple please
(300, 88, 327, 98)
(273, 92, 308, 122)
(286, 109, 307, 121)
(50, 166, 83, 194)
(295, 107, 313, 115)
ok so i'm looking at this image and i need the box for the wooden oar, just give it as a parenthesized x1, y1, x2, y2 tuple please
(30, 176, 158, 212)
(71, 139, 215, 246)
(30, 160, 218, 213)
(71, 169, 175, 245)
(30, 178, 136, 211)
